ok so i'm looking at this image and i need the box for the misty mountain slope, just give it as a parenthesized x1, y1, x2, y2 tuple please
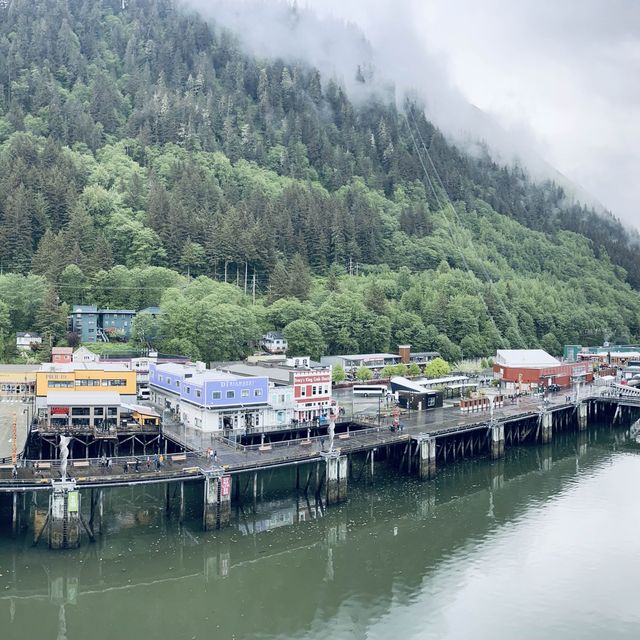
(0, 0, 638, 358)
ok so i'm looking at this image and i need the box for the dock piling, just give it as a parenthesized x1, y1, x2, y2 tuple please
(541, 411, 553, 444)
(577, 403, 588, 431)
(203, 472, 232, 530)
(416, 435, 436, 480)
(490, 424, 505, 460)
(322, 452, 348, 504)
(48, 480, 81, 550)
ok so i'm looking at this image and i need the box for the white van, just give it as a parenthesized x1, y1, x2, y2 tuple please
(137, 387, 150, 401)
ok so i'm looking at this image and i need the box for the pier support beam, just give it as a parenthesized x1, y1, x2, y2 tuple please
(49, 480, 81, 550)
(541, 411, 553, 444)
(203, 473, 232, 531)
(490, 423, 505, 460)
(577, 403, 588, 431)
(322, 452, 348, 505)
(416, 435, 436, 480)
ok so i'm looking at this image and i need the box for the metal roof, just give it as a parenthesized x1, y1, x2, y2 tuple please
(46, 391, 122, 406)
(341, 353, 398, 360)
(155, 362, 245, 383)
(40, 362, 131, 372)
(121, 404, 160, 417)
(415, 376, 470, 385)
(495, 349, 560, 368)
(0, 364, 40, 373)
(217, 363, 292, 385)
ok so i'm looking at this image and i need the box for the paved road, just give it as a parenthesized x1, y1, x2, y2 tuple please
(0, 398, 31, 461)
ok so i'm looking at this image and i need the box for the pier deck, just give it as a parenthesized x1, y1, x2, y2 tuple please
(0, 392, 623, 492)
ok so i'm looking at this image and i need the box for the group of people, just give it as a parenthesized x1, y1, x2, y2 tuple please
(206, 448, 219, 464)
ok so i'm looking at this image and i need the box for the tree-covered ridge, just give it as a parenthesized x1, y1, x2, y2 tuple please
(0, 0, 638, 362)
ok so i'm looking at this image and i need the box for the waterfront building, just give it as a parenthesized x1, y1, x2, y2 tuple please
(149, 361, 271, 434)
(0, 364, 38, 399)
(564, 343, 640, 366)
(42, 391, 160, 430)
(321, 346, 439, 375)
(216, 357, 332, 423)
(35, 362, 137, 412)
(493, 349, 593, 390)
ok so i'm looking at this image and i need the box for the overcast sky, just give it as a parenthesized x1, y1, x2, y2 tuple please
(205, 0, 640, 228)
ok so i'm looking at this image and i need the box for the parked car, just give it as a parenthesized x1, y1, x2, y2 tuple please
(547, 383, 560, 393)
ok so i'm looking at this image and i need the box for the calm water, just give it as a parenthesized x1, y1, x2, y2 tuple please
(1, 423, 640, 640)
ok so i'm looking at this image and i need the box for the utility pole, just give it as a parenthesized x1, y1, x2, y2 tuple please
(252, 269, 256, 305)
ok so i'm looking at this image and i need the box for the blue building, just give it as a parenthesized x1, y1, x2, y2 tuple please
(149, 361, 271, 434)
(69, 306, 136, 343)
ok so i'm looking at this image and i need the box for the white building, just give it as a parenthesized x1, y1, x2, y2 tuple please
(260, 331, 288, 354)
(72, 346, 101, 363)
(16, 332, 42, 351)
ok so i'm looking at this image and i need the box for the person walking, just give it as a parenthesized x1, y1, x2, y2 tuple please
(154, 453, 160, 472)
(134, 457, 140, 473)
(213, 450, 218, 463)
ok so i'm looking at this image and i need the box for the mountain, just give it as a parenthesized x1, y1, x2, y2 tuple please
(0, 0, 638, 363)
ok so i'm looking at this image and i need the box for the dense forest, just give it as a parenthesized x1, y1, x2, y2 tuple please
(0, 0, 639, 363)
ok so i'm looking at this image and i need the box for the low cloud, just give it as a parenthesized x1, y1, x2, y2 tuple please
(185, 0, 640, 228)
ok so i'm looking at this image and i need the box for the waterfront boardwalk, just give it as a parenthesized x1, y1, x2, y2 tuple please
(0, 398, 30, 462)
(0, 390, 629, 491)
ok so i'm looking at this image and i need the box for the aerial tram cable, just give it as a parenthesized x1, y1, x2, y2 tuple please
(403, 107, 527, 349)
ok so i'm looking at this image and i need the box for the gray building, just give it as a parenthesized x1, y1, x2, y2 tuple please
(69, 305, 136, 343)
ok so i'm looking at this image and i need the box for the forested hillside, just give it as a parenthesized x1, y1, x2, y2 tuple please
(0, 0, 639, 362)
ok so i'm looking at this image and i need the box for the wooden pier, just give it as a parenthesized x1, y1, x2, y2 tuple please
(1, 390, 639, 548)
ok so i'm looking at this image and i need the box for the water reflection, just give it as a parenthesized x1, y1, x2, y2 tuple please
(1, 424, 639, 640)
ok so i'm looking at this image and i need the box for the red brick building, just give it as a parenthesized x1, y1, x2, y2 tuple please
(494, 349, 592, 390)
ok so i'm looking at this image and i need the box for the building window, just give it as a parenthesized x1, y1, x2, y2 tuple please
(300, 387, 306, 397)
(158, 375, 163, 382)
(213, 391, 221, 400)
(312, 386, 317, 395)
(254, 389, 263, 397)
(186, 387, 191, 394)
(167, 378, 172, 385)
(226, 390, 235, 399)
(241, 389, 249, 398)
(48, 381, 74, 388)
(176, 381, 180, 388)
(94, 408, 104, 416)
(196, 389, 201, 398)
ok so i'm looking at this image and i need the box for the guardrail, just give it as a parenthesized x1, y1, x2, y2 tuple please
(2, 449, 210, 473)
